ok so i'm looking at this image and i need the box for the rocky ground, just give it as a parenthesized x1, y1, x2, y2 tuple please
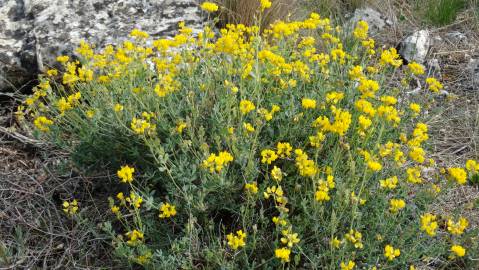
(1, 1, 479, 268)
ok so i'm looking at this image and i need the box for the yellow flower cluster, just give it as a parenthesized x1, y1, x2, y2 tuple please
(117, 165, 135, 183)
(126, 229, 144, 246)
(447, 217, 468, 235)
(131, 112, 156, 135)
(202, 151, 234, 173)
(389, 198, 406, 213)
(226, 230, 246, 250)
(34, 116, 54, 132)
(159, 203, 177, 218)
(426, 77, 443, 92)
(384, 244, 401, 261)
(447, 167, 467, 185)
(200, 2, 219, 12)
(62, 199, 78, 216)
(420, 213, 438, 236)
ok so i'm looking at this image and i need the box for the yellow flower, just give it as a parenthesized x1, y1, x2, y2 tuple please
(126, 192, 143, 208)
(408, 62, 425, 75)
(389, 198, 406, 213)
(261, 149, 278, 164)
(176, 121, 188, 134)
(380, 48, 402, 67)
(56, 55, 70, 63)
(126, 229, 144, 246)
(420, 213, 438, 236)
(130, 28, 149, 39)
(117, 165, 135, 183)
(409, 103, 421, 115)
(131, 115, 156, 135)
(47, 69, 58, 76)
(465, 159, 479, 172)
(200, 1, 219, 12)
(34, 116, 54, 132)
(426, 77, 443, 93)
(159, 203, 177, 218)
(380, 176, 398, 189)
(272, 216, 288, 226)
(274, 247, 291, 263)
(367, 160, 382, 172)
(239, 99, 256, 114)
(226, 230, 246, 250)
(57, 98, 72, 114)
(62, 199, 79, 215)
(447, 217, 468, 235)
(353, 20, 369, 40)
(271, 166, 283, 182)
(384, 245, 401, 261)
(330, 237, 341, 248)
(86, 110, 95, 119)
(277, 142, 293, 158)
(294, 149, 318, 177)
(243, 122, 255, 133)
(349, 65, 364, 80)
(260, 0, 272, 11)
(345, 229, 363, 249)
(301, 98, 317, 109)
(309, 131, 326, 148)
(380, 95, 397, 105)
(202, 151, 234, 173)
(409, 146, 425, 164)
(111, 205, 120, 214)
(447, 167, 467, 185)
(450, 245, 466, 257)
(357, 78, 379, 98)
(114, 103, 124, 112)
(340, 260, 355, 270)
(281, 228, 300, 247)
(326, 91, 344, 104)
(407, 167, 422, 184)
(244, 182, 258, 194)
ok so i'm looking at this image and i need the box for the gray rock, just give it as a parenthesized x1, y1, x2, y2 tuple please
(398, 30, 431, 64)
(0, 0, 203, 92)
(347, 7, 387, 35)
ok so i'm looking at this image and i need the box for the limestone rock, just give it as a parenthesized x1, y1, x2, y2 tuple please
(398, 30, 431, 64)
(0, 0, 203, 92)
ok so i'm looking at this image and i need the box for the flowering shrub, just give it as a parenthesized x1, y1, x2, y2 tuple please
(20, 2, 478, 269)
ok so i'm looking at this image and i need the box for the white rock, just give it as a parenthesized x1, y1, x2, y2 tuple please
(398, 30, 431, 64)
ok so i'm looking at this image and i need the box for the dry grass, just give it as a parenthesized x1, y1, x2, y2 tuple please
(0, 104, 118, 269)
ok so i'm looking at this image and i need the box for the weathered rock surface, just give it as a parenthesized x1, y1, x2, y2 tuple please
(0, 0, 203, 92)
(398, 30, 431, 64)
